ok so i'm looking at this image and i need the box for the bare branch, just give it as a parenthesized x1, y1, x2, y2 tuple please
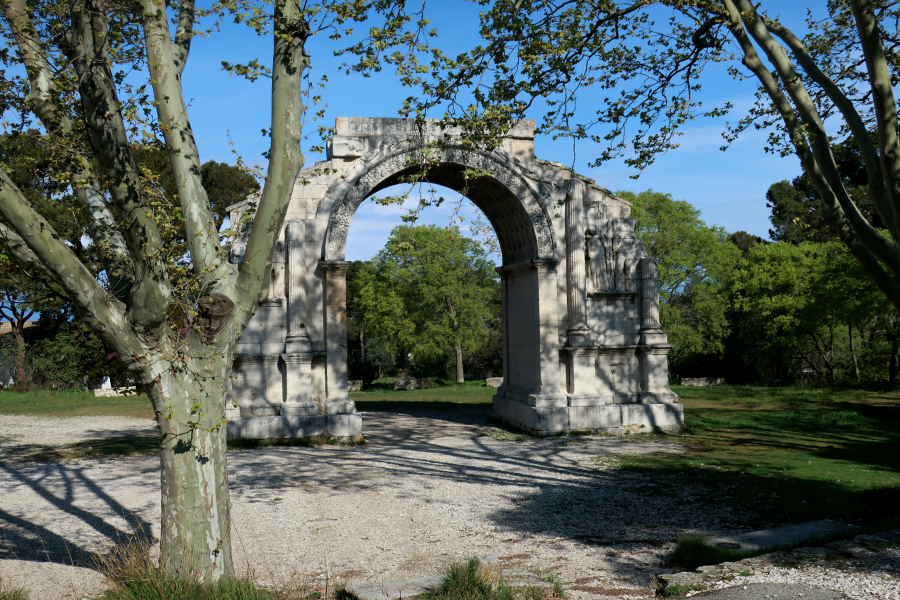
(2, 0, 133, 284)
(141, 0, 228, 291)
(733, 0, 900, 274)
(174, 0, 196, 76)
(722, 0, 900, 305)
(0, 171, 137, 354)
(68, 0, 171, 327)
(235, 0, 310, 332)
(852, 0, 900, 246)
(767, 18, 897, 240)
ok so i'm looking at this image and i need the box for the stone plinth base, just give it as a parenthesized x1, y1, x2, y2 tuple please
(493, 395, 683, 435)
(226, 413, 362, 440)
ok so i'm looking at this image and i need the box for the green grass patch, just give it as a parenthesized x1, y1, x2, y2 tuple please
(425, 558, 514, 600)
(22, 434, 160, 462)
(0, 583, 28, 600)
(95, 537, 327, 600)
(615, 384, 900, 526)
(0, 388, 153, 419)
(351, 378, 495, 412)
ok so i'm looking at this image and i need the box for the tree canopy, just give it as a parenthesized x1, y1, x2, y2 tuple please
(352, 0, 900, 313)
(354, 225, 500, 383)
(0, 0, 426, 581)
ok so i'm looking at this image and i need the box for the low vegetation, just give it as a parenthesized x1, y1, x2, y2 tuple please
(351, 378, 494, 412)
(618, 384, 900, 529)
(94, 537, 305, 600)
(0, 388, 152, 419)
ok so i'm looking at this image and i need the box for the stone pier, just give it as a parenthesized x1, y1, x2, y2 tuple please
(226, 117, 682, 440)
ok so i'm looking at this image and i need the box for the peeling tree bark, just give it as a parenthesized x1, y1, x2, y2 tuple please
(0, 0, 310, 583)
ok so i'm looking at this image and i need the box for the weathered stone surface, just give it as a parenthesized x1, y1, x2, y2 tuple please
(682, 377, 725, 387)
(710, 520, 861, 552)
(348, 379, 362, 392)
(393, 377, 435, 391)
(485, 377, 504, 387)
(231, 117, 681, 439)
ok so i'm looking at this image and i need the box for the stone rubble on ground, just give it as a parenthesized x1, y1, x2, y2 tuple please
(659, 529, 900, 600)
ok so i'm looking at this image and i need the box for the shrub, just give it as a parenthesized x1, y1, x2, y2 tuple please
(425, 558, 513, 600)
(95, 536, 280, 600)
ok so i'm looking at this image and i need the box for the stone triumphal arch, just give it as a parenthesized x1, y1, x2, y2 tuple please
(226, 117, 683, 440)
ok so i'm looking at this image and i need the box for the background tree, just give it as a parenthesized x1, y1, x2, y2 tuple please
(356, 225, 500, 383)
(0, 0, 421, 581)
(766, 138, 876, 243)
(353, 0, 900, 314)
(618, 189, 740, 376)
(732, 240, 892, 382)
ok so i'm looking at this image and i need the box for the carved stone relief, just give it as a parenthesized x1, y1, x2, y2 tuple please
(585, 197, 639, 293)
(322, 144, 557, 263)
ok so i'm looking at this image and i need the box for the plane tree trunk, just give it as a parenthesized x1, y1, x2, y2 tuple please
(0, 0, 310, 582)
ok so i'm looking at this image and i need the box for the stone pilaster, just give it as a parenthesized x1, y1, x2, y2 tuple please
(565, 179, 591, 347)
(496, 266, 509, 395)
(282, 219, 317, 416)
(320, 260, 356, 415)
(639, 258, 668, 345)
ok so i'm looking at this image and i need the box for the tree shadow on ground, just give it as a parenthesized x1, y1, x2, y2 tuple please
(0, 460, 153, 567)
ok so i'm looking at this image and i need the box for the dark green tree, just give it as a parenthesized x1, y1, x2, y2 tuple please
(767, 139, 877, 243)
(356, 225, 500, 383)
(618, 190, 740, 375)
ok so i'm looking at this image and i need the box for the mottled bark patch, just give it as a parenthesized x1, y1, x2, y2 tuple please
(196, 294, 235, 344)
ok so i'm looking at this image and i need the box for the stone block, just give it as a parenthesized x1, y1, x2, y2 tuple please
(485, 377, 504, 388)
(640, 391, 679, 404)
(281, 402, 319, 416)
(681, 377, 725, 387)
(348, 379, 362, 392)
(228, 417, 270, 440)
(493, 396, 568, 433)
(325, 398, 356, 414)
(327, 413, 362, 437)
(267, 416, 294, 438)
(569, 405, 622, 430)
(292, 415, 327, 438)
(621, 403, 684, 431)
(245, 404, 279, 417)
(393, 377, 435, 390)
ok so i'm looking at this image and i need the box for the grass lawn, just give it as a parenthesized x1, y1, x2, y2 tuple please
(0, 388, 153, 419)
(618, 384, 900, 528)
(2, 381, 899, 530)
(350, 378, 495, 412)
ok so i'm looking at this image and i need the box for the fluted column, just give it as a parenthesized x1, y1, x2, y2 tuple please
(320, 260, 356, 415)
(638, 257, 667, 345)
(565, 179, 591, 347)
(282, 219, 317, 416)
(284, 220, 311, 351)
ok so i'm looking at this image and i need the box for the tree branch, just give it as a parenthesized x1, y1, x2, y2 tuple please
(722, 0, 900, 307)
(2, 0, 134, 290)
(734, 0, 897, 276)
(173, 0, 196, 76)
(766, 18, 897, 241)
(235, 0, 310, 333)
(68, 0, 171, 327)
(851, 0, 900, 248)
(0, 171, 137, 354)
(141, 0, 228, 291)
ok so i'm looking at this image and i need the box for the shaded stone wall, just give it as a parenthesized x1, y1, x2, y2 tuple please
(226, 117, 682, 440)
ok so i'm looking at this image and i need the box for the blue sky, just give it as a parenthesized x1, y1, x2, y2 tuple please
(182, 1, 828, 261)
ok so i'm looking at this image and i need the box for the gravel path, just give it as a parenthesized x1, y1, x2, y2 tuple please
(0, 408, 897, 600)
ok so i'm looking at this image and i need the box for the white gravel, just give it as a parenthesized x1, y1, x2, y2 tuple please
(0, 408, 897, 600)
